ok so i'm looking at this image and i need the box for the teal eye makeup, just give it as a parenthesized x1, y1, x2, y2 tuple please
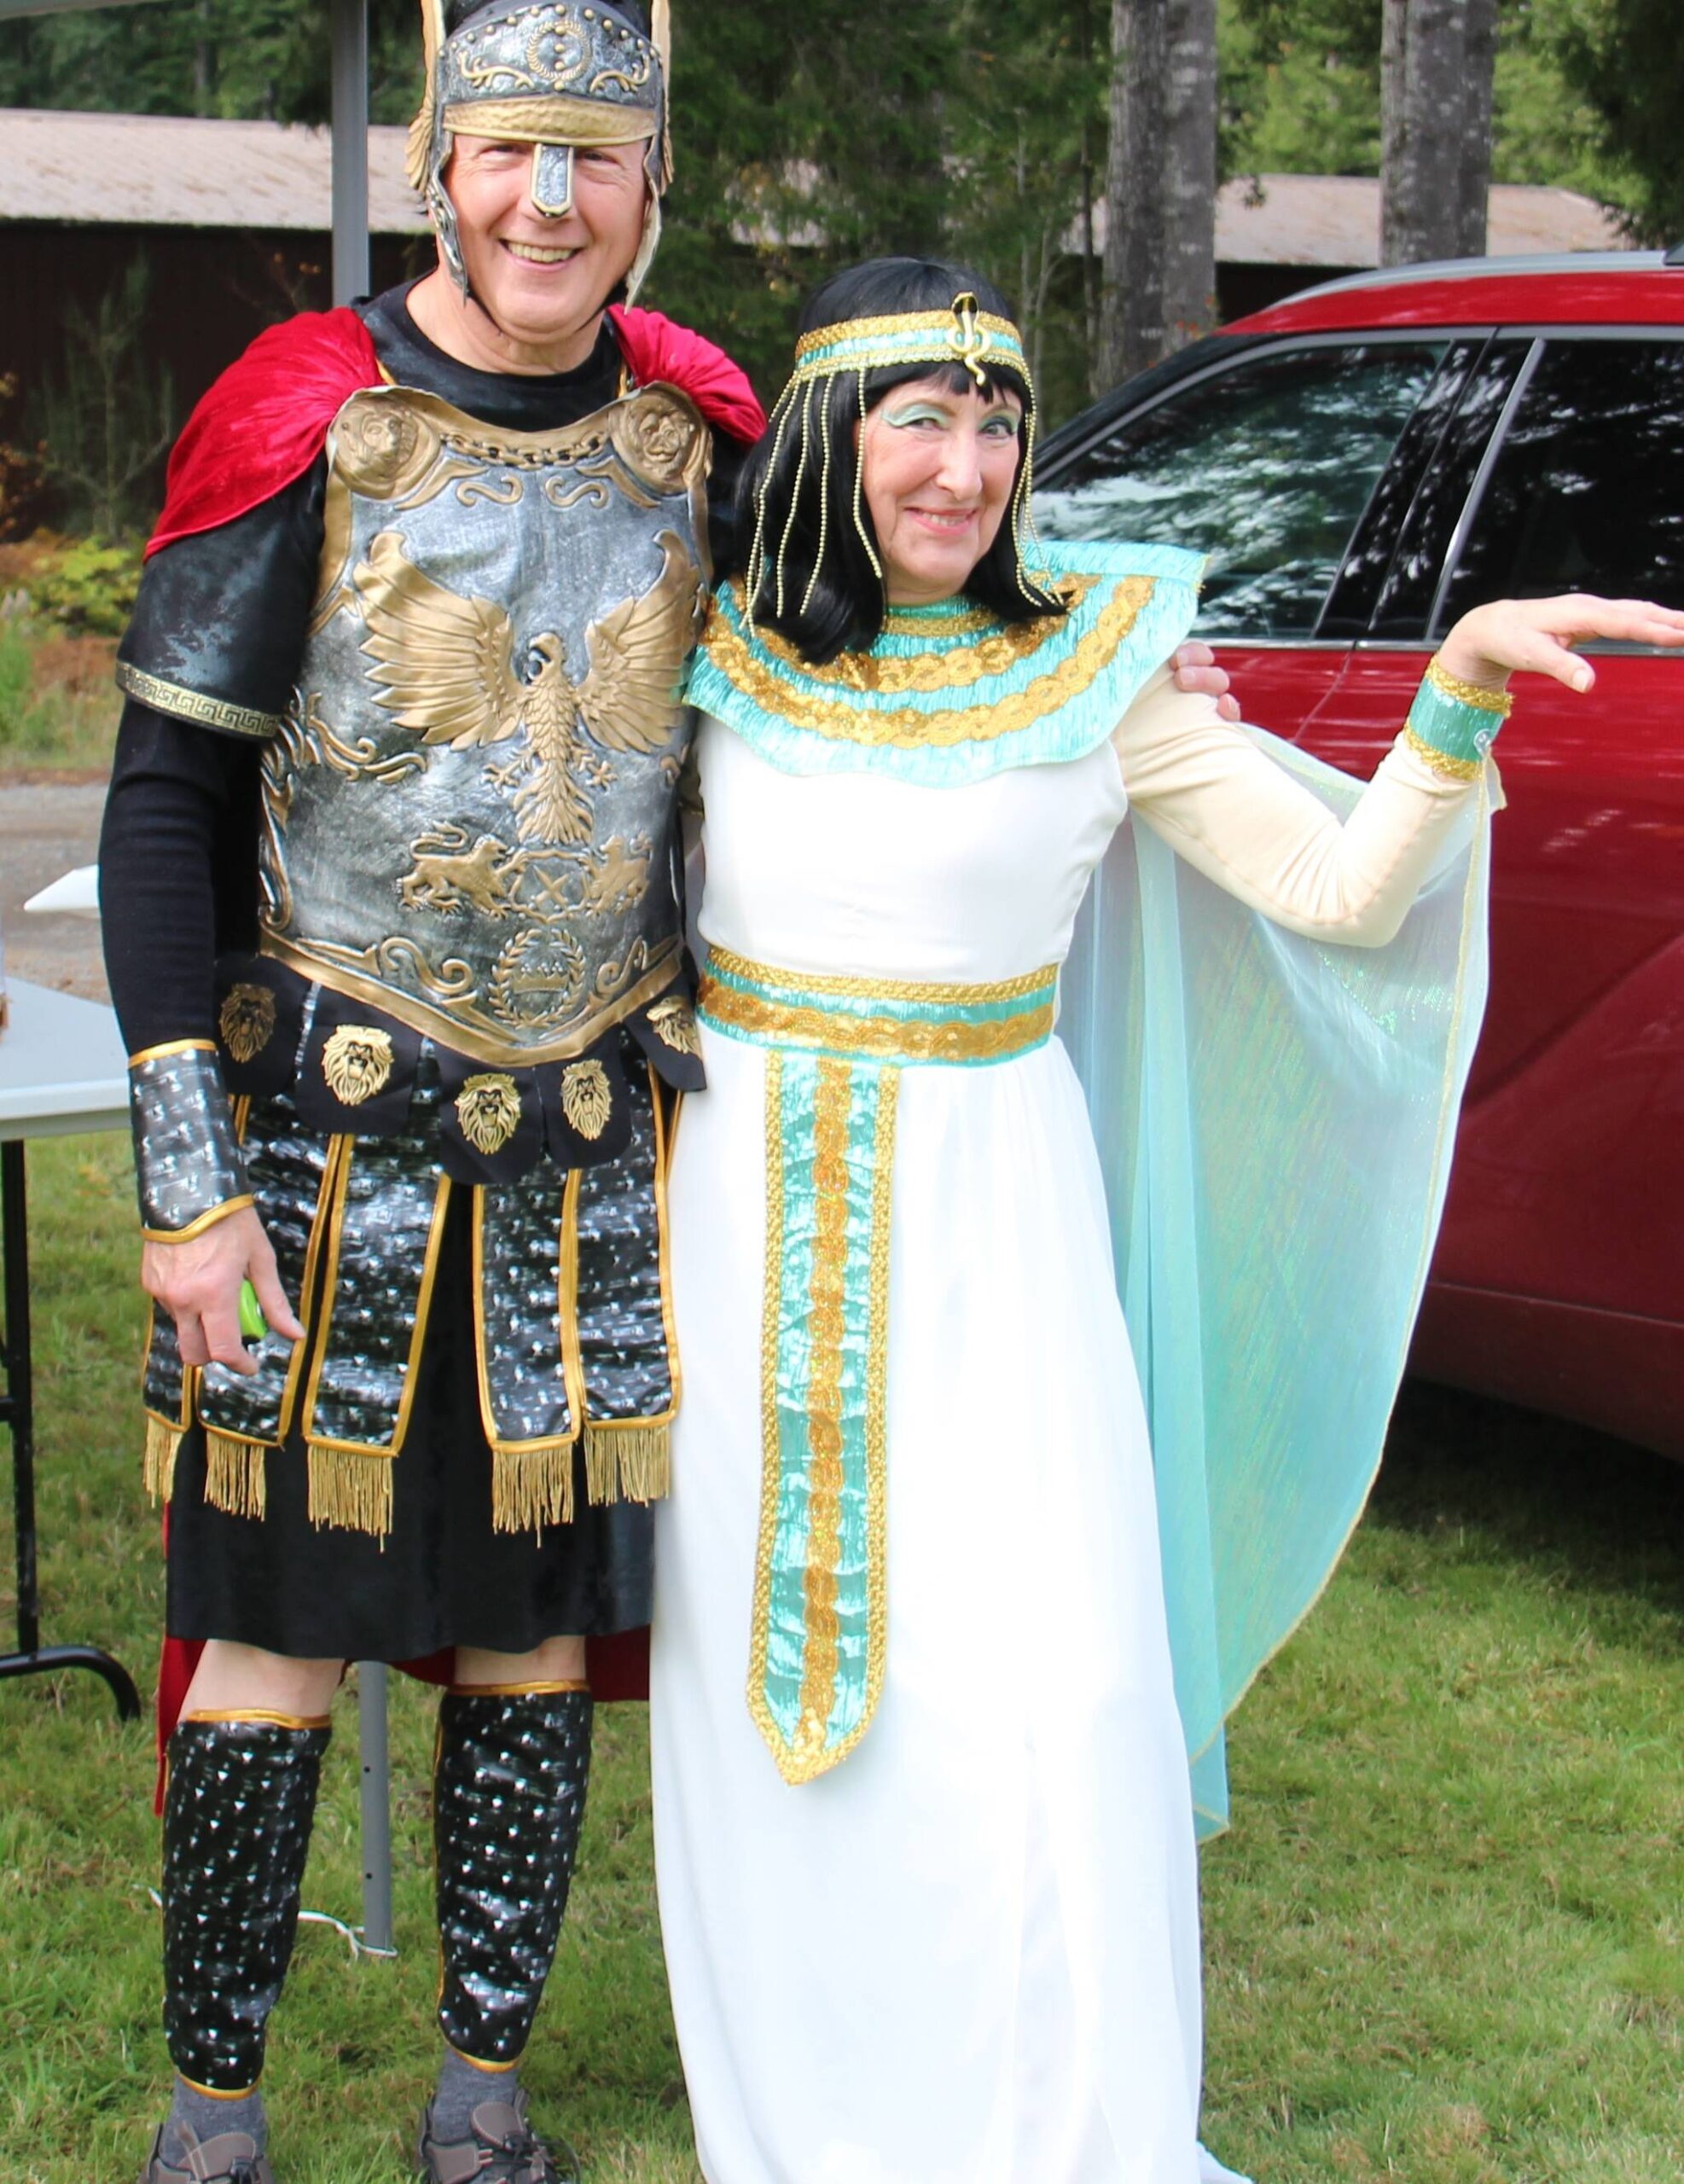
(880, 403, 950, 429)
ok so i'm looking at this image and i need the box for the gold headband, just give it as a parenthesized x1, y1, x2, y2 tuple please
(790, 293, 1029, 391)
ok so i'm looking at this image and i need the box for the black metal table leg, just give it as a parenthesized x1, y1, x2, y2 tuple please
(0, 1138, 140, 1721)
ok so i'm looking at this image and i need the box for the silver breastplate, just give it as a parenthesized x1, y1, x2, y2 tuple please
(259, 380, 711, 1066)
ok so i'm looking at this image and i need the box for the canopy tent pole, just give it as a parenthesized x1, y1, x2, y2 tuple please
(330, 0, 393, 1957)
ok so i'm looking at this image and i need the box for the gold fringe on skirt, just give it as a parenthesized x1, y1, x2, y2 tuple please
(491, 1439, 578, 1536)
(204, 1431, 269, 1520)
(306, 1442, 394, 1541)
(142, 1412, 183, 1505)
(584, 1420, 671, 1507)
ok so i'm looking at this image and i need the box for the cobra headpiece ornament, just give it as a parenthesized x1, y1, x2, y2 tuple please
(749, 292, 1046, 622)
(408, 0, 671, 308)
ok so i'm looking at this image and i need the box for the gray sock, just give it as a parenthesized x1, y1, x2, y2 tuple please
(161, 2077, 267, 2164)
(429, 2047, 520, 2142)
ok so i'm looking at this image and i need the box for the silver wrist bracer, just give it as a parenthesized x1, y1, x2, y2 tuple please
(129, 1041, 252, 1240)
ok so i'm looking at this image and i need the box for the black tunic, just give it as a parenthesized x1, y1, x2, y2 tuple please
(103, 284, 708, 1659)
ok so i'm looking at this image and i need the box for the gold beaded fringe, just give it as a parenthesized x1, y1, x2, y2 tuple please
(584, 1420, 671, 1507)
(306, 1443, 394, 1540)
(204, 1432, 268, 1521)
(143, 1413, 183, 1505)
(491, 1440, 578, 1536)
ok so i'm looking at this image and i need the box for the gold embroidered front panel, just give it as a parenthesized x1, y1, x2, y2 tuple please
(260, 382, 711, 1066)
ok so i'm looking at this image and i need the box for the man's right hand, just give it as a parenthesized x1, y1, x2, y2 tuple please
(142, 1204, 305, 1376)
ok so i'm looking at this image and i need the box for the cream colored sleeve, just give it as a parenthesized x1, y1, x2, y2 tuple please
(1112, 665, 1493, 948)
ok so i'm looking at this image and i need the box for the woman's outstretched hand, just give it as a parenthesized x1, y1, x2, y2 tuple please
(1438, 594, 1684, 697)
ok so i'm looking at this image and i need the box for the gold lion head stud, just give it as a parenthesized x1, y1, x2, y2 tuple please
(321, 1025, 396, 1105)
(219, 983, 277, 1065)
(456, 1072, 523, 1156)
(560, 1059, 613, 1140)
(647, 995, 700, 1057)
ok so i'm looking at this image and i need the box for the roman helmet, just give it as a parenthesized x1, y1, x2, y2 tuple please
(407, 0, 672, 306)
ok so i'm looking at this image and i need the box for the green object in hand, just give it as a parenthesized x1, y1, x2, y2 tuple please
(238, 1280, 268, 1343)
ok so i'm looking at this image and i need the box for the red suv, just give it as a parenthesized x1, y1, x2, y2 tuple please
(1035, 251, 1684, 1463)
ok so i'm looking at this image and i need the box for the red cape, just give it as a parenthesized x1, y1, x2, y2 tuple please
(148, 300, 764, 1787)
(147, 300, 767, 556)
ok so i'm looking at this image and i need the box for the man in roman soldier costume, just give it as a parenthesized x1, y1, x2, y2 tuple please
(100, 5, 764, 2178)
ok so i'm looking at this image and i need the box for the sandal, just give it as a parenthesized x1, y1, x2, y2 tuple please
(139, 2123, 276, 2183)
(416, 2089, 579, 2184)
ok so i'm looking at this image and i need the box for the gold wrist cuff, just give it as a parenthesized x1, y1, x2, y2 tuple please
(129, 1037, 218, 1066)
(1426, 658, 1513, 717)
(1402, 725, 1484, 783)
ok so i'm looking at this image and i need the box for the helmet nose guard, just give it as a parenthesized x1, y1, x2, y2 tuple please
(529, 141, 574, 219)
(409, 0, 669, 305)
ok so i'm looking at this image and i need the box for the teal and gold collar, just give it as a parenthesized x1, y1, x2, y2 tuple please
(686, 539, 1205, 784)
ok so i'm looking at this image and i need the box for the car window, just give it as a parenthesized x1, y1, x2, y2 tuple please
(1436, 336, 1684, 630)
(1034, 342, 1446, 638)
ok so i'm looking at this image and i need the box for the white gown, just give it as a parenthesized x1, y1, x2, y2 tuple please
(652, 626, 1489, 2181)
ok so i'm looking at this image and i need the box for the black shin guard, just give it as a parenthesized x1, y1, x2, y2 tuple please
(434, 1687, 594, 2064)
(161, 1715, 330, 2092)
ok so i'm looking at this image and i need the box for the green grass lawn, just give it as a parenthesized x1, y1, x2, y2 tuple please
(3, 1133, 1681, 2182)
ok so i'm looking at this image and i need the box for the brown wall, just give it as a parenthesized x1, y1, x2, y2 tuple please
(1, 219, 431, 435)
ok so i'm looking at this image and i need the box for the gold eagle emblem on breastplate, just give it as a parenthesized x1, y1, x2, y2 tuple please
(351, 529, 704, 846)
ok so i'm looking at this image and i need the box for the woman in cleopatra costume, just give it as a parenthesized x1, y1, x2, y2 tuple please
(99, 4, 766, 2181)
(646, 256, 1684, 2183)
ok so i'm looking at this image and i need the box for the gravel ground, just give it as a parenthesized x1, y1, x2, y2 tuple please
(0, 775, 109, 1003)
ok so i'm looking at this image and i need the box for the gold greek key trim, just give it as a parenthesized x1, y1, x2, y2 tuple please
(116, 660, 282, 741)
(442, 93, 656, 143)
(130, 1037, 218, 1066)
(701, 575, 1149, 744)
(141, 1194, 255, 1245)
(1402, 725, 1484, 783)
(262, 934, 682, 1069)
(700, 979, 1054, 1066)
(705, 948, 1055, 1008)
(747, 1050, 787, 1768)
(1425, 658, 1513, 717)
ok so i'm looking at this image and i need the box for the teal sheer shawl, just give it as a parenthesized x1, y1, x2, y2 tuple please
(1061, 734, 1493, 1836)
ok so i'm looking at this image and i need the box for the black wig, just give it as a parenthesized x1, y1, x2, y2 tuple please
(731, 258, 1065, 666)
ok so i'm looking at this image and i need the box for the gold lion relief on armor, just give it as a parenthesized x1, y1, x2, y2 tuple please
(352, 526, 704, 847)
(322, 1025, 396, 1104)
(647, 995, 700, 1057)
(218, 983, 276, 1064)
(394, 828, 652, 926)
(398, 828, 522, 919)
(456, 1072, 522, 1154)
(560, 1058, 613, 1139)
